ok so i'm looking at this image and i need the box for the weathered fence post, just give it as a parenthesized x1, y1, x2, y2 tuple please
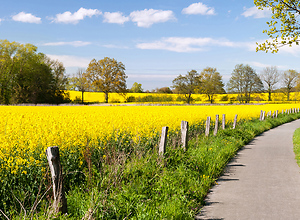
(272, 111, 275, 118)
(282, 109, 284, 114)
(259, 110, 263, 121)
(214, 115, 219, 136)
(159, 126, 168, 156)
(46, 146, 68, 214)
(205, 116, 211, 136)
(276, 110, 278, 118)
(222, 114, 226, 130)
(181, 121, 189, 151)
(261, 111, 265, 121)
(233, 114, 238, 129)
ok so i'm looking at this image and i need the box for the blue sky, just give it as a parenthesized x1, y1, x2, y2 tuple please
(1, 0, 300, 90)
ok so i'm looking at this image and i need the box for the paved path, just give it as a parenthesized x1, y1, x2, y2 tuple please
(196, 119, 300, 220)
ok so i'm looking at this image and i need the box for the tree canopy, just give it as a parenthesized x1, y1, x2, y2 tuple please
(85, 57, 127, 103)
(130, 82, 143, 93)
(0, 39, 68, 104)
(172, 70, 201, 104)
(255, 0, 300, 53)
(227, 64, 264, 103)
(200, 67, 225, 103)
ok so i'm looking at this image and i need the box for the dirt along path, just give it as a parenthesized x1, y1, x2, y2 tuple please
(195, 119, 300, 220)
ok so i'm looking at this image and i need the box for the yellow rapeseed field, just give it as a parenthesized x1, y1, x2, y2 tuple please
(67, 90, 300, 103)
(0, 104, 299, 176)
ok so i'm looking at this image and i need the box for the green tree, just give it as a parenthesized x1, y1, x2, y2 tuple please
(282, 69, 298, 101)
(227, 64, 264, 103)
(200, 67, 225, 103)
(0, 39, 69, 104)
(0, 40, 21, 104)
(86, 57, 127, 103)
(172, 70, 201, 104)
(254, 0, 300, 53)
(130, 82, 143, 93)
(259, 66, 280, 101)
(156, 87, 173, 94)
(68, 68, 91, 103)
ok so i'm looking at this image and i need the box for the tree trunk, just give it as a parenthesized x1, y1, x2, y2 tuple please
(105, 92, 109, 103)
(268, 89, 272, 101)
(186, 93, 192, 104)
(81, 91, 84, 104)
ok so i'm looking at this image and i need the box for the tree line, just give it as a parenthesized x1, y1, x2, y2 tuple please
(0, 40, 68, 104)
(171, 65, 300, 104)
(1, 39, 300, 105)
(70, 57, 300, 104)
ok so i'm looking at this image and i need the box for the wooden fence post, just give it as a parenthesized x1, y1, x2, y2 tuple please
(259, 110, 263, 121)
(222, 114, 226, 130)
(46, 146, 68, 214)
(233, 114, 238, 129)
(181, 121, 188, 151)
(214, 115, 219, 136)
(159, 126, 168, 156)
(276, 110, 278, 118)
(262, 111, 265, 121)
(205, 116, 211, 137)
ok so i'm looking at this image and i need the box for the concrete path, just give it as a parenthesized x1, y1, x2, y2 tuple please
(196, 119, 300, 220)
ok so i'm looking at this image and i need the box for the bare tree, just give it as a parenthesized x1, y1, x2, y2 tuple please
(282, 69, 298, 101)
(68, 68, 91, 103)
(260, 66, 280, 101)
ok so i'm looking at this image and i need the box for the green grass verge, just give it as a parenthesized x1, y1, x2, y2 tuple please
(65, 114, 300, 220)
(293, 127, 300, 167)
(6, 113, 300, 220)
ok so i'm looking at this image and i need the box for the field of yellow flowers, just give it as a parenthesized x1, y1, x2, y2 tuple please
(1, 104, 300, 218)
(68, 90, 300, 103)
(0, 104, 299, 177)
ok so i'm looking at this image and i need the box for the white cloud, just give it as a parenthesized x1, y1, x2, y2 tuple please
(137, 37, 240, 52)
(43, 41, 91, 47)
(51, 7, 102, 24)
(130, 9, 176, 28)
(182, 2, 216, 15)
(245, 61, 288, 70)
(103, 12, 129, 24)
(242, 6, 271, 18)
(12, 12, 41, 24)
(277, 44, 300, 56)
(46, 54, 90, 67)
